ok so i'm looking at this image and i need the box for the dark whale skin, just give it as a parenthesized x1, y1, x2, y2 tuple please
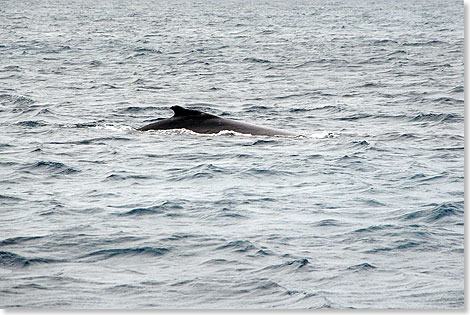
(137, 106, 296, 136)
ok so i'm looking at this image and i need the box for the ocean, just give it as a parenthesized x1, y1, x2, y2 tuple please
(0, 0, 464, 309)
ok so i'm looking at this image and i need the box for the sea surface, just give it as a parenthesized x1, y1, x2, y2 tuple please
(0, 0, 464, 309)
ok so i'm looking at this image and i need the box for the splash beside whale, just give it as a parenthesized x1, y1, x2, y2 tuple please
(137, 106, 297, 136)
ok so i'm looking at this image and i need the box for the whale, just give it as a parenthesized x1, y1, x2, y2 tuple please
(137, 106, 296, 136)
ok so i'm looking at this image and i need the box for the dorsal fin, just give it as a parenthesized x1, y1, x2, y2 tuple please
(171, 106, 212, 118)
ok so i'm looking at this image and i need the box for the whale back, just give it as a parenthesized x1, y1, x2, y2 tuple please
(138, 106, 296, 136)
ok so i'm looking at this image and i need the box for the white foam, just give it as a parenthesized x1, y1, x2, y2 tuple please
(309, 130, 338, 139)
(92, 124, 135, 132)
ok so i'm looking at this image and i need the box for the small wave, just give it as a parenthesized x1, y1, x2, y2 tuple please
(118, 201, 183, 216)
(361, 199, 386, 207)
(216, 240, 256, 253)
(432, 146, 463, 151)
(299, 105, 342, 113)
(410, 113, 459, 123)
(274, 92, 312, 100)
(364, 241, 423, 254)
(16, 120, 47, 128)
(347, 263, 376, 271)
(35, 108, 54, 116)
(121, 106, 160, 113)
(431, 97, 463, 105)
(401, 202, 464, 223)
(353, 224, 394, 234)
(0, 194, 23, 201)
(80, 247, 170, 261)
(337, 113, 373, 121)
(373, 39, 398, 45)
(261, 258, 310, 271)
(106, 173, 150, 181)
(202, 258, 238, 265)
(0, 93, 35, 106)
(402, 40, 446, 46)
(119, 206, 163, 216)
(312, 219, 341, 227)
(243, 105, 270, 112)
(0, 65, 20, 72)
(134, 47, 162, 54)
(451, 86, 464, 93)
(168, 163, 228, 181)
(217, 211, 246, 218)
(90, 60, 102, 66)
(71, 122, 98, 128)
(359, 82, 380, 88)
(383, 132, 418, 141)
(387, 50, 407, 56)
(245, 139, 277, 146)
(0, 251, 63, 268)
(51, 136, 132, 145)
(351, 140, 369, 147)
(245, 168, 293, 177)
(136, 85, 164, 91)
(0, 236, 44, 246)
(160, 233, 195, 242)
(29, 161, 80, 175)
(243, 57, 271, 63)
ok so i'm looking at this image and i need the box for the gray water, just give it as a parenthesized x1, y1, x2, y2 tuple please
(0, 0, 464, 309)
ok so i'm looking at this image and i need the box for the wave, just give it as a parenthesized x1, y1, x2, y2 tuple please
(106, 173, 150, 181)
(79, 247, 170, 261)
(353, 224, 395, 234)
(337, 113, 373, 121)
(245, 139, 277, 146)
(260, 258, 310, 271)
(0, 194, 23, 201)
(400, 202, 464, 223)
(402, 40, 446, 46)
(243, 57, 271, 63)
(216, 240, 256, 253)
(364, 240, 423, 253)
(382, 132, 418, 141)
(410, 113, 460, 123)
(312, 219, 341, 227)
(347, 263, 376, 271)
(28, 161, 80, 175)
(168, 163, 228, 181)
(121, 106, 161, 113)
(118, 201, 183, 216)
(431, 97, 464, 105)
(16, 120, 47, 127)
(134, 47, 162, 54)
(0, 251, 63, 268)
(0, 65, 21, 72)
(0, 93, 35, 106)
(373, 39, 398, 45)
(0, 236, 44, 246)
(50, 136, 132, 145)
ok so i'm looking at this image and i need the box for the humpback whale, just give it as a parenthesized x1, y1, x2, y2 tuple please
(137, 106, 296, 136)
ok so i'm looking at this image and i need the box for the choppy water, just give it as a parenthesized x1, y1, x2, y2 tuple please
(0, 0, 464, 309)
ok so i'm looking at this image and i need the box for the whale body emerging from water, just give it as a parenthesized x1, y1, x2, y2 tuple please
(137, 106, 296, 136)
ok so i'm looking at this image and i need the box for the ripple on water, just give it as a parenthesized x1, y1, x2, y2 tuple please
(79, 247, 170, 262)
(0, 251, 64, 268)
(27, 161, 80, 175)
(117, 201, 184, 216)
(400, 202, 464, 224)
